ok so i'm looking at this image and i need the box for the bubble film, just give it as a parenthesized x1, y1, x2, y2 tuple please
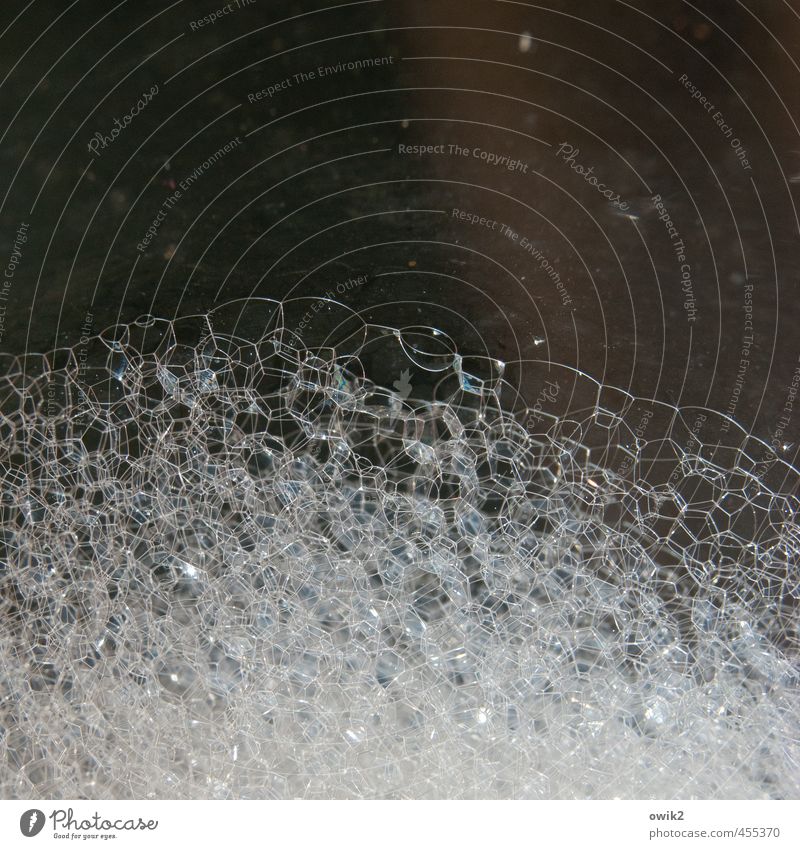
(0, 300, 797, 800)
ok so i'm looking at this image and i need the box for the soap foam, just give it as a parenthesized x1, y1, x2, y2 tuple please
(0, 300, 797, 799)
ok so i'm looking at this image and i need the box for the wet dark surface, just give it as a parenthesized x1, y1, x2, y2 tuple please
(0, 0, 799, 474)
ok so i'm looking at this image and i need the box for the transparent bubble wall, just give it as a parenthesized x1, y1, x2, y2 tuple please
(0, 299, 796, 799)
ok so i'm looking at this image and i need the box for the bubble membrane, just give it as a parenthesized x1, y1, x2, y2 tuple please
(0, 298, 797, 799)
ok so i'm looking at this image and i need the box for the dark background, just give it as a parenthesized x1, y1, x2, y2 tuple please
(0, 0, 798, 483)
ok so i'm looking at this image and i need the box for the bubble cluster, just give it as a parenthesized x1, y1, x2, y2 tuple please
(0, 300, 797, 799)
